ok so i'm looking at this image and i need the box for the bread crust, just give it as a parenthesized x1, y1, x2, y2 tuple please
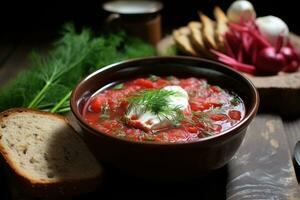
(173, 27, 200, 56)
(199, 12, 218, 49)
(188, 21, 215, 58)
(0, 108, 102, 197)
(214, 6, 228, 52)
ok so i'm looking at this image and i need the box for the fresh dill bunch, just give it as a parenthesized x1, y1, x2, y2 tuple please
(0, 24, 156, 113)
(0, 24, 101, 112)
(128, 89, 185, 124)
(26, 23, 102, 111)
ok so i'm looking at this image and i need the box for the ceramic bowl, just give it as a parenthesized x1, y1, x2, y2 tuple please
(70, 56, 259, 180)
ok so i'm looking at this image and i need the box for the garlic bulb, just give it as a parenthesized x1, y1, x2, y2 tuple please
(256, 16, 289, 46)
(227, 0, 256, 23)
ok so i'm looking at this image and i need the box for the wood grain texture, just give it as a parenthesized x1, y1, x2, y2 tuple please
(283, 118, 300, 160)
(283, 117, 300, 185)
(0, 44, 31, 86)
(0, 44, 50, 86)
(227, 115, 300, 200)
(0, 32, 53, 87)
(0, 42, 18, 68)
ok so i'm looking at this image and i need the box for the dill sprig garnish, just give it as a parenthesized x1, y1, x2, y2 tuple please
(192, 111, 213, 128)
(230, 96, 241, 106)
(112, 83, 124, 90)
(129, 89, 177, 114)
(128, 89, 185, 124)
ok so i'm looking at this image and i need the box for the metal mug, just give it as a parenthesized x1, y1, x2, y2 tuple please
(103, 0, 163, 45)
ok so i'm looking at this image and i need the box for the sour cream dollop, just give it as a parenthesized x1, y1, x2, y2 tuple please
(126, 86, 189, 131)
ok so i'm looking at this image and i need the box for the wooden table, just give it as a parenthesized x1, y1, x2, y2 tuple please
(1, 32, 300, 199)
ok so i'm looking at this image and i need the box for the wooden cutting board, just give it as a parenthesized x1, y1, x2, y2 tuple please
(157, 33, 300, 117)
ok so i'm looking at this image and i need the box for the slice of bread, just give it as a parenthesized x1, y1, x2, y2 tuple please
(173, 27, 199, 56)
(199, 12, 218, 50)
(188, 21, 205, 52)
(0, 108, 102, 197)
(188, 21, 214, 59)
(213, 6, 228, 52)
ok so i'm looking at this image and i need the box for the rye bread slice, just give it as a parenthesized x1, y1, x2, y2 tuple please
(188, 21, 214, 58)
(199, 12, 218, 50)
(173, 26, 200, 56)
(213, 6, 228, 52)
(0, 108, 102, 197)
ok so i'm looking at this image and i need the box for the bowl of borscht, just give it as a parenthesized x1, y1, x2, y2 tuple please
(71, 56, 259, 180)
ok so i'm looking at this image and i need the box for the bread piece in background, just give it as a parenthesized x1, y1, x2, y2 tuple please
(173, 26, 200, 56)
(188, 22, 205, 52)
(214, 6, 228, 52)
(199, 12, 218, 49)
(0, 108, 102, 197)
(188, 21, 215, 59)
(174, 26, 190, 36)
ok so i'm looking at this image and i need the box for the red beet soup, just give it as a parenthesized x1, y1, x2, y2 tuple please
(83, 75, 245, 143)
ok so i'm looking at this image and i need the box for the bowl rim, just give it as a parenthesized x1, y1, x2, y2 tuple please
(70, 56, 259, 146)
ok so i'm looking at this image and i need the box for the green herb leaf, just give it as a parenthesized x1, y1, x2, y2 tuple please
(99, 104, 110, 120)
(148, 75, 159, 82)
(167, 76, 175, 80)
(230, 96, 241, 106)
(192, 111, 213, 128)
(100, 114, 110, 120)
(113, 83, 124, 90)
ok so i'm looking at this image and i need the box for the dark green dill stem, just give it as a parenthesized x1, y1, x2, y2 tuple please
(50, 91, 72, 113)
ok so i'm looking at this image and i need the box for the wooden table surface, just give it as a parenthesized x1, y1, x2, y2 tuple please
(1, 32, 300, 199)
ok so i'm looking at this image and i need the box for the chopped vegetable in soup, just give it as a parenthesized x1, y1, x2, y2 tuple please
(83, 76, 245, 143)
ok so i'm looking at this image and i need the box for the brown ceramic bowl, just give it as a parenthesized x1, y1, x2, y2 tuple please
(70, 56, 259, 180)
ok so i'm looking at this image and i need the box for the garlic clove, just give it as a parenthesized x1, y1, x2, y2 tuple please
(256, 15, 289, 47)
(227, 0, 256, 24)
